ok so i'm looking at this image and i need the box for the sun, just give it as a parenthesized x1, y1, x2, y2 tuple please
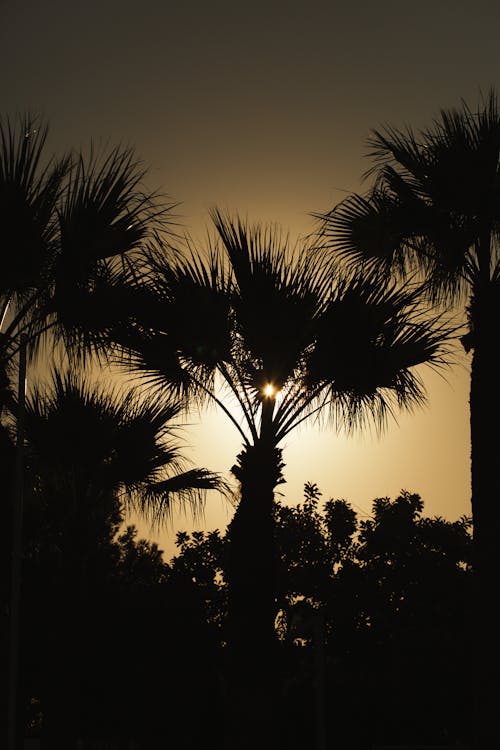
(263, 383, 276, 398)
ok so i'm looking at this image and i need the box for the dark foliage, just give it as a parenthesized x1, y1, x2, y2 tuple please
(167, 485, 473, 748)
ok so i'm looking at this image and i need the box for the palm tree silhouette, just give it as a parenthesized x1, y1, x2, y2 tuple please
(0, 113, 170, 389)
(12, 367, 223, 747)
(22, 368, 223, 524)
(0, 113, 173, 750)
(117, 209, 455, 747)
(316, 89, 500, 749)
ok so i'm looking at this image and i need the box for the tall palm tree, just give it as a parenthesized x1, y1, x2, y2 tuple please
(0, 113, 174, 749)
(116, 209, 455, 748)
(315, 89, 500, 749)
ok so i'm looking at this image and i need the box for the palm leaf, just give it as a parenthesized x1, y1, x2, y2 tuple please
(316, 89, 500, 308)
(57, 144, 171, 271)
(0, 113, 68, 305)
(134, 469, 231, 527)
(306, 272, 456, 432)
(212, 209, 326, 389)
(19, 367, 226, 523)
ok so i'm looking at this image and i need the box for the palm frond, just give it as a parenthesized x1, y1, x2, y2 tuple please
(305, 272, 456, 433)
(316, 90, 500, 313)
(132, 469, 231, 528)
(365, 122, 430, 186)
(1, 114, 181, 383)
(48, 257, 144, 364)
(57, 144, 172, 270)
(20, 366, 224, 525)
(315, 190, 418, 278)
(0, 113, 68, 297)
(140, 239, 233, 370)
(212, 209, 326, 389)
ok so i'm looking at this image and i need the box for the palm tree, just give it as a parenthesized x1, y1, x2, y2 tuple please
(315, 89, 500, 748)
(116, 209, 455, 748)
(0, 113, 174, 750)
(23, 368, 223, 526)
(9, 367, 223, 747)
(0, 113, 171, 383)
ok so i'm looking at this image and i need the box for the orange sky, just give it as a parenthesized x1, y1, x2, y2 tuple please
(2, 0, 494, 558)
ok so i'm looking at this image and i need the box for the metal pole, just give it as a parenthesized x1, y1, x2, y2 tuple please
(314, 612, 326, 750)
(7, 334, 27, 750)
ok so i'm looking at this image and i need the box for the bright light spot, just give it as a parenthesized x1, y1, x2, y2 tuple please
(263, 383, 275, 398)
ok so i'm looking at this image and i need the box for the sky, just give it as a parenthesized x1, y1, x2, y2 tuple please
(2, 0, 497, 558)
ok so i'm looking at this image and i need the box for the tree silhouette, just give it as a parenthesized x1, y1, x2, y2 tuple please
(169, 487, 473, 748)
(22, 368, 223, 524)
(116, 209, 455, 748)
(0, 113, 171, 396)
(316, 89, 500, 748)
(1, 368, 223, 747)
(0, 114, 177, 748)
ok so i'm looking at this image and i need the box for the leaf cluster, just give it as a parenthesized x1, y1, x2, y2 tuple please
(115, 211, 457, 443)
(316, 88, 500, 307)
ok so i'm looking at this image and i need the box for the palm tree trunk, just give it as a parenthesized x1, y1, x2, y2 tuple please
(7, 335, 26, 750)
(469, 281, 500, 749)
(225, 440, 283, 750)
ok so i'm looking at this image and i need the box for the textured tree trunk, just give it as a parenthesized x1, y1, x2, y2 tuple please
(7, 336, 26, 750)
(469, 280, 500, 750)
(225, 438, 284, 750)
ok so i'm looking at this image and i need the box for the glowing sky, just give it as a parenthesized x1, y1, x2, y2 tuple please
(3, 0, 497, 557)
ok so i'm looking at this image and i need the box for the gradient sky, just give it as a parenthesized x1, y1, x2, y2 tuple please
(3, 0, 497, 557)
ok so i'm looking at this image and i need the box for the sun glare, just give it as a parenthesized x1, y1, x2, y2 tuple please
(263, 383, 276, 398)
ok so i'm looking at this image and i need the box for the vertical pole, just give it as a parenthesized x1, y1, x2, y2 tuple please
(7, 334, 27, 750)
(314, 612, 326, 750)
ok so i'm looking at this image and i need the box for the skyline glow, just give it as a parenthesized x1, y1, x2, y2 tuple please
(2, 0, 491, 557)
